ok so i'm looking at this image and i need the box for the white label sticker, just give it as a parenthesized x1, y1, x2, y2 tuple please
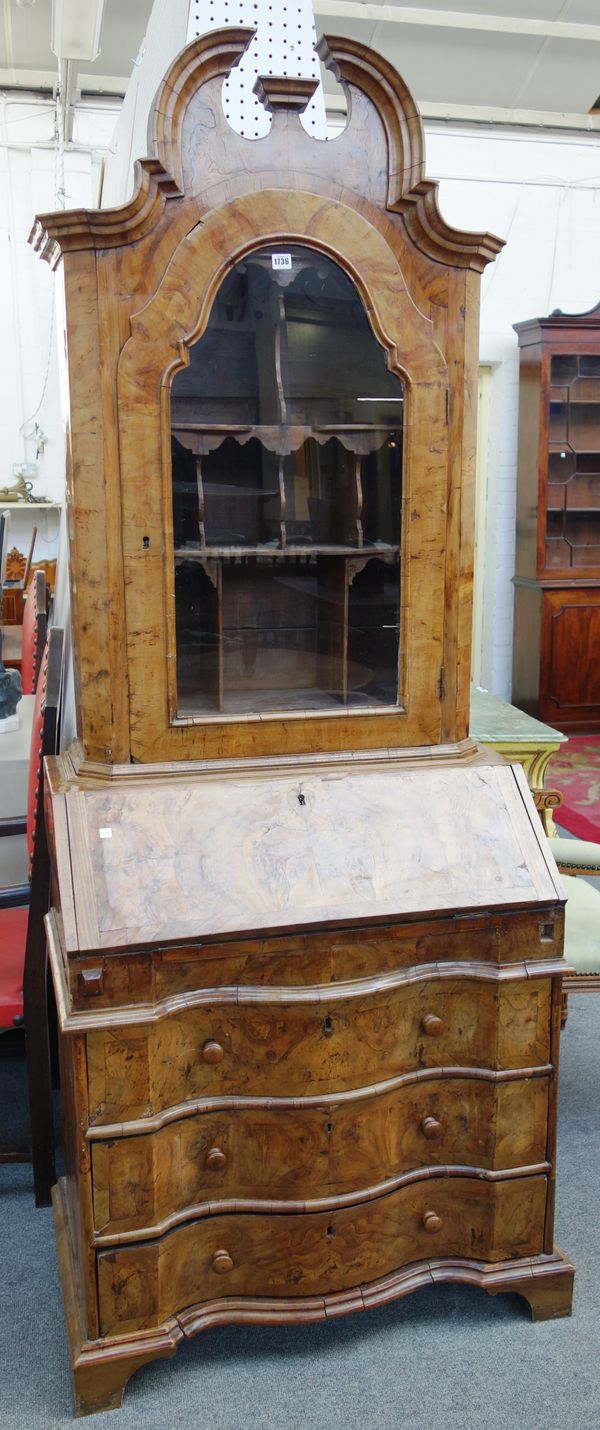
(272, 254, 292, 270)
(99, 827, 113, 839)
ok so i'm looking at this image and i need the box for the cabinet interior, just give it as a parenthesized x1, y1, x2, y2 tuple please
(171, 245, 404, 716)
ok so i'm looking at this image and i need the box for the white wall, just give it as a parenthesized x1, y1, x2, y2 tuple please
(0, 94, 118, 742)
(0, 97, 115, 521)
(424, 120, 600, 698)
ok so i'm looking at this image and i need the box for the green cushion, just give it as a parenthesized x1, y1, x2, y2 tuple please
(562, 875, 600, 973)
(552, 837, 600, 874)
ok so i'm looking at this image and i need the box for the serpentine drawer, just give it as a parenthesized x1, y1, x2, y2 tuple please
(85, 974, 552, 1125)
(90, 1074, 550, 1237)
(96, 1173, 549, 1337)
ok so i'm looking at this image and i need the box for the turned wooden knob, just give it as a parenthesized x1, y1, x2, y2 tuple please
(206, 1146, 226, 1170)
(212, 1248, 234, 1274)
(202, 1039, 224, 1065)
(421, 1115, 443, 1140)
(422, 1210, 443, 1233)
(422, 1014, 444, 1037)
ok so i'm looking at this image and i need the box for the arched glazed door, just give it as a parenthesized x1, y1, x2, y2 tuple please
(170, 244, 404, 718)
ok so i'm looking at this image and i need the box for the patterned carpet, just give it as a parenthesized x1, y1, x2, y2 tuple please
(548, 736, 600, 842)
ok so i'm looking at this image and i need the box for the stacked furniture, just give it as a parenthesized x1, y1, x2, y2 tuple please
(513, 302, 600, 731)
(31, 29, 574, 1416)
(0, 627, 64, 1201)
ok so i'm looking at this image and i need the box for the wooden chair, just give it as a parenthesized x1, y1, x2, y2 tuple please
(552, 838, 600, 996)
(1, 568, 47, 690)
(0, 627, 64, 1204)
(534, 789, 600, 1007)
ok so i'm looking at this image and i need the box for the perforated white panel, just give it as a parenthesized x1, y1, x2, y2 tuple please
(188, 0, 326, 139)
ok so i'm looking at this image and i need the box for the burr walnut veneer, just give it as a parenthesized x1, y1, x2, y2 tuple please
(45, 748, 573, 1413)
(31, 28, 574, 1416)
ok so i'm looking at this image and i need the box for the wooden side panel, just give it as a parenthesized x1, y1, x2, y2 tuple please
(441, 268, 479, 743)
(514, 343, 543, 583)
(85, 980, 551, 1125)
(58, 254, 129, 763)
(96, 1175, 548, 1336)
(57, 1030, 100, 1339)
(512, 580, 543, 715)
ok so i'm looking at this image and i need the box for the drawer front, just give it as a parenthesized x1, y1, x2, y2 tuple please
(97, 1174, 548, 1336)
(86, 978, 552, 1124)
(69, 908, 564, 1010)
(91, 1076, 550, 1236)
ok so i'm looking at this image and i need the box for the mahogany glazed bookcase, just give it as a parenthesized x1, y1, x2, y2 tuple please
(31, 29, 574, 1415)
(513, 303, 600, 731)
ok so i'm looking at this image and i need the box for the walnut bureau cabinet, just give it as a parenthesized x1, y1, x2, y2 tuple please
(513, 303, 600, 731)
(31, 29, 574, 1416)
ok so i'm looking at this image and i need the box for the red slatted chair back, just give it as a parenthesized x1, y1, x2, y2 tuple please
(26, 637, 50, 870)
(20, 569, 47, 695)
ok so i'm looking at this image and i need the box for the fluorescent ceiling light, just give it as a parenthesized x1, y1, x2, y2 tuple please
(51, 0, 106, 62)
(356, 397, 404, 402)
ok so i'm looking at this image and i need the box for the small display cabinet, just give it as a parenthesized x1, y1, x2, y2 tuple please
(513, 303, 600, 730)
(31, 28, 574, 1416)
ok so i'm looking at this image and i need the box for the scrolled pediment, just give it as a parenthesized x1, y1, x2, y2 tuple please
(30, 27, 502, 275)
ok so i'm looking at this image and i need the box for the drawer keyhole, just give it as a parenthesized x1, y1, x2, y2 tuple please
(323, 1015, 334, 1037)
(326, 1224, 334, 1240)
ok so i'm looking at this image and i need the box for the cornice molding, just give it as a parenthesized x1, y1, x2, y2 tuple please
(319, 34, 504, 272)
(30, 27, 503, 274)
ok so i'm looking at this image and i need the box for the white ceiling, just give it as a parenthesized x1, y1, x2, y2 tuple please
(314, 2, 600, 114)
(0, 0, 154, 94)
(1, 1, 599, 113)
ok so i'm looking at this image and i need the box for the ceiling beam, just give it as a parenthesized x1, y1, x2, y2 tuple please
(315, 3, 600, 44)
(1, 0, 15, 74)
(323, 89, 600, 132)
(0, 66, 57, 90)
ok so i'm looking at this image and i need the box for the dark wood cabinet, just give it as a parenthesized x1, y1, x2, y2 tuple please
(32, 28, 573, 1417)
(513, 303, 600, 730)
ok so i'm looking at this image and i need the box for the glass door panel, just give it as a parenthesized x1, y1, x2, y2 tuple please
(171, 246, 404, 716)
(544, 355, 600, 573)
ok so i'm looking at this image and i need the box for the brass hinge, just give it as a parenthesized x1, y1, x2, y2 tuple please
(438, 666, 446, 700)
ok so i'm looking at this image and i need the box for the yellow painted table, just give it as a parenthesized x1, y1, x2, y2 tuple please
(470, 686, 566, 835)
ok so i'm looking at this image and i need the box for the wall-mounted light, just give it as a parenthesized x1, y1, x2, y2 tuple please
(51, 0, 106, 62)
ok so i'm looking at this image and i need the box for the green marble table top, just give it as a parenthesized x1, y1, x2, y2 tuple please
(469, 686, 567, 746)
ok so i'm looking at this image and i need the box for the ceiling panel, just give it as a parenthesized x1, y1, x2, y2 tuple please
(321, 17, 544, 108)
(321, 0, 600, 21)
(1, 0, 54, 70)
(521, 37, 600, 111)
(0, 0, 154, 90)
(316, 3, 600, 112)
(1, 1, 599, 116)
